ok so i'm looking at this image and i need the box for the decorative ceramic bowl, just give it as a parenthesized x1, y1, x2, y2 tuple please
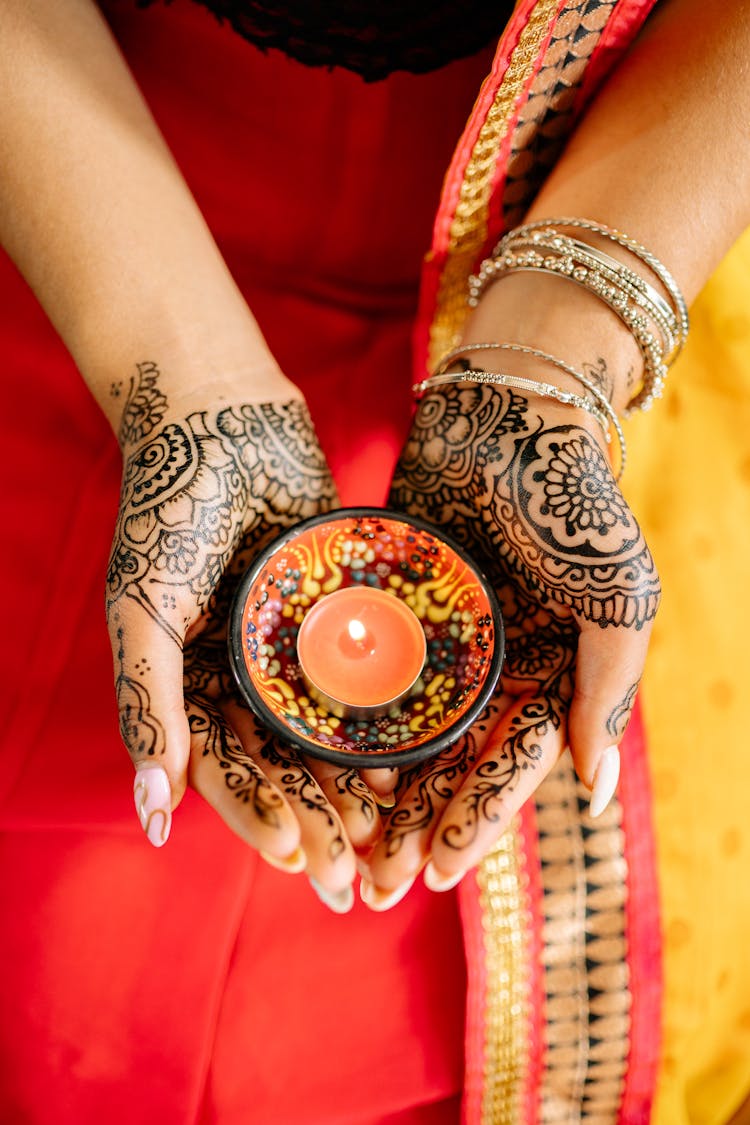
(228, 508, 504, 768)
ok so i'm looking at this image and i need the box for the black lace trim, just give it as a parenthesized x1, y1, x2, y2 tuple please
(136, 0, 511, 81)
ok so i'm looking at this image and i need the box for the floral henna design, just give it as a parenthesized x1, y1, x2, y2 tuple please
(500, 426, 660, 626)
(332, 771, 377, 825)
(389, 381, 657, 856)
(186, 698, 285, 826)
(380, 707, 491, 859)
(106, 362, 338, 645)
(259, 738, 347, 863)
(605, 677, 641, 739)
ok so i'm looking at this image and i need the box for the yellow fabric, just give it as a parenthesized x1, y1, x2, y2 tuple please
(623, 229, 750, 1123)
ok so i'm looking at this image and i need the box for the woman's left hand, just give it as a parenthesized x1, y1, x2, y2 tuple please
(363, 382, 659, 906)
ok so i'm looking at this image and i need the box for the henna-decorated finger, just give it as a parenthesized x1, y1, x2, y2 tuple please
(567, 622, 650, 815)
(428, 688, 567, 881)
(112, 614, 192, 848)
(186, 696, 301, 863)
(363, 698, 512, 902)
(304, 758, 382, 851)
(224, 701, 357, 909)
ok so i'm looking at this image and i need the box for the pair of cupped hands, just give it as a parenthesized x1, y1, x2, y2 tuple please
(107, 360, 659, 913)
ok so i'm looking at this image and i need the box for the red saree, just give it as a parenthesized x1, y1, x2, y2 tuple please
(4, 1, 747, 1123)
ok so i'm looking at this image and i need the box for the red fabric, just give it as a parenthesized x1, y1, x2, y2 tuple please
(0, 3, 498, 1120)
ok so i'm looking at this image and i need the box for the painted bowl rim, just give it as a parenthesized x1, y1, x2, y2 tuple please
(228, 506, 504, 768)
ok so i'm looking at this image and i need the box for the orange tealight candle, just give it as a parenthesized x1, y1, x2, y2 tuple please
(296, 586, 426, 719)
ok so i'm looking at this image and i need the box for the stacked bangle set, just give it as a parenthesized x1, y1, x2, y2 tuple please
(413, 218, 689, 480)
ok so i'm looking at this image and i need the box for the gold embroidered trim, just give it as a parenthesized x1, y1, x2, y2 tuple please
(477, 826, 531, 1124)
(535, 754, 631, 1119)
(502, 0, 618, 230)
(428, 0, 561, 371)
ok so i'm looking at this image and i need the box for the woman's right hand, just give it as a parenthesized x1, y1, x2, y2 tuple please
(107, 359, 392, 908)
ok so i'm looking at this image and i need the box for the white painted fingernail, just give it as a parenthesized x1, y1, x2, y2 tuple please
(589, 745, 621, 818)
(424, 861, 464, 893)
(133, 766, 171, 847)
(309, 878, 354, 914)
(360, 876, 415, 912)
(260, 847, 307, 874)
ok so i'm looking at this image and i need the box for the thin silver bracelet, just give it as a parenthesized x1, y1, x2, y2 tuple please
(512, 217, 689, 347)
(434, 341, 627, 479)
(485, 234, 680, 358)
(468, 218, 689, 415)
(413, 369, 610, 434)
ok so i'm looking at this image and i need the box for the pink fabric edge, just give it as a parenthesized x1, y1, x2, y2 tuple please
(576, 0, 660, 110)
(413, 0, 662, 380)
(413, 0, 561, 378)
(617, 697, 663, 1122)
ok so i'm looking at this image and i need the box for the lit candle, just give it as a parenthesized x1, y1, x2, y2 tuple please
(296, 586, 426, 719)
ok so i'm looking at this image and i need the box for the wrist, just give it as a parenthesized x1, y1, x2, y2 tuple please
(77, 299, 299, 440)
(460, 271, 640, 414)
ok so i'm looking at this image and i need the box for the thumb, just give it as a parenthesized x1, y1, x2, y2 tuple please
(567, 619, 652, 818)
(112, 615, 190, 847)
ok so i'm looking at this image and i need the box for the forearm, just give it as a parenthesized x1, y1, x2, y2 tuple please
(463, 0, 750, 408)
(0, 0, 292, 432)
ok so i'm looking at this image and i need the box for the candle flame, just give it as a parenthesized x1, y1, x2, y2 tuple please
(348, 619, 367, 643)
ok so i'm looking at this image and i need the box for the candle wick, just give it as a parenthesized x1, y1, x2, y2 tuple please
(348, 619, 367, 643)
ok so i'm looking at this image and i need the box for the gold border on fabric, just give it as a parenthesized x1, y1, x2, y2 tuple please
(476, 828, 531, 1123)
(535, 756, 631, 1119)
(428, 0, 560, 370)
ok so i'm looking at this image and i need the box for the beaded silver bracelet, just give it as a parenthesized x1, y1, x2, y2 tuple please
(433, 341, 627, 479)
(470, 235, 673, 413)
(468, 219, 689, 415)
(515, 217, 689, 346)
(483, 235, 680, 359)
(412, 368, 610, 434)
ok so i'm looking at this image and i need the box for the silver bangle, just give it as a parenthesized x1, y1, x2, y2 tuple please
(512, 217, 689, 348)
(413, 369, 610, 432)
(488, 234, 680, 359)
(468, 218, 689, 415)
(434, 341, 627, 479)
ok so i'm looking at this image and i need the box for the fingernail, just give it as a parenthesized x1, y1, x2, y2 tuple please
(589, 745, 621, 818)
(360, 876, 415, 912)
(309, 878, 354, 914)
(133, 766, 171, 848)
(374, 792, 396, 810)
(424, 861, 464, 893)
(260, 846, 307, 874)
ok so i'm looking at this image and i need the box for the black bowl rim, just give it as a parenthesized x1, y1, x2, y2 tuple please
(228, 506, 504, 768)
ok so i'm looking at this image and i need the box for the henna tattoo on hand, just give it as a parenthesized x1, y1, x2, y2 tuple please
(186, 697, 285, 826)
(259, 738, 347, 863)
(389, 381, 659, 856)
(605, 677, 640, 739)
(332, 770, 376, 824)
(114, 625, 165, 758)
(106, 361, 338, 645)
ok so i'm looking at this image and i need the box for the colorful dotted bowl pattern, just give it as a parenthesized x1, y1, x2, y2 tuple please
(229, 509, 503, 767)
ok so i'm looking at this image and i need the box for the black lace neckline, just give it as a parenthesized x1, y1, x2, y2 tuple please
(137, 0, 511, 81)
